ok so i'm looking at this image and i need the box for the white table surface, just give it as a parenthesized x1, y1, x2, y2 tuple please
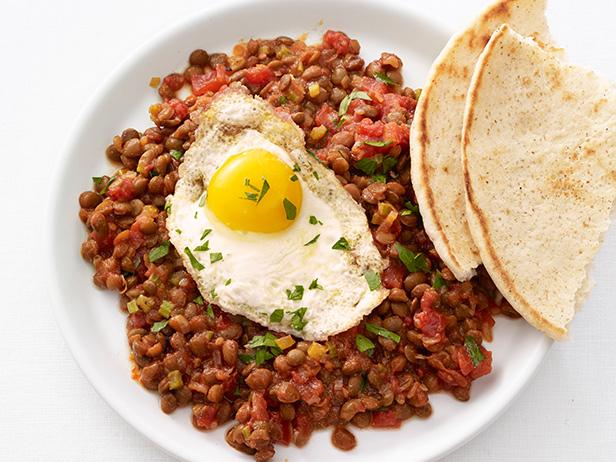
(1, 0, 615, 460)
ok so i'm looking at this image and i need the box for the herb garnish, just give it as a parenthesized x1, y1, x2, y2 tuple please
(270, 309, 284, 323)
(364, 140, 392, 148)
(151, 320, 168, 333)
(332, 237, 351, 250)
(365, 323, 401, 343)
(374, 71, 395, 85)
(355, 158, 378, 175)
(304, 234, 320, 246)
(286, 285, 304, 301)
(184, 247, 204, 270)
(339, 90, 371, 116)
(292, 163, 301, 172)
(283, 198, 297, 220)
(210, 252, 223, 263)
(224, 278, 232, 286)
(372, 174, 386, 183)
(433, 271, 447, 289)
(149, 241, 170, 263)
(382, 155, 398, 174)
(309, 278, 323, 290)
(194, 241, 209, 252)
(355, 334, 375, 353)
(400, 201, 420, 216)
(170, 150, 184, 161)
(290, 307, 308, 331)
(309, 215, 322, 225)
(206, 304, 215, 318)
(200, 229, 212, 240)
(464, 336, 485, 366)
(312, 171, 320, 180)
(158, 300, 174, 318)
(364, 270, 381, 291)
(193, 295, 204, 305)
(394, 243, 428, 273)
(257, 178, 270, 204)
(290, 174, 298, 182)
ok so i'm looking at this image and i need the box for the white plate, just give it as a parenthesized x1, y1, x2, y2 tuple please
(47, 0, 552, 461)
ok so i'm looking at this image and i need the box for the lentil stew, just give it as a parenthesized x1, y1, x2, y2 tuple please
(78, 31, 519, 461)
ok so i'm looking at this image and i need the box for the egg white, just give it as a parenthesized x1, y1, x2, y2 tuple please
(167, 88, 389, 340)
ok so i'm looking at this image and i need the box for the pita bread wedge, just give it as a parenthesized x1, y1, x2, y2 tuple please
(410, 0, 556, 281)
(462, 24, 616, 339)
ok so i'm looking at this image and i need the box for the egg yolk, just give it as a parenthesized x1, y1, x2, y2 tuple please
(206, 149, 303, 233)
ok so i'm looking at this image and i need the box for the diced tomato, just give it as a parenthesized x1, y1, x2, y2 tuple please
(167, 98, 189, 119)
(414, 289, 447, 340)
(352, 76, 389, 101)
(271, 412, 292, 446)
(381, 263, 405, 289)
(294, 378, 324, 405)
(249, 392, 269, 423)
(191, 64, 229, 95)
(215, 310, 232, 330)
(193, 405, 218, 430)
(127, 222, 145, 248)
(107, 178, 135, 202)
(244, 64, 275, 85)
(315, 103, 339, 129)
(163, 73, 185, 91)
(372, 409, 401, 428)
(381, 92, 416, 116)
(90, 230, 114, 252)
(456, 345, 493, 379)
(355, 118, 385, 138)
(323, 30, 351, 55)
(383, 122, 410, 146)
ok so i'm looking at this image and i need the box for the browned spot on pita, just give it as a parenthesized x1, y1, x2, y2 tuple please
(585, 147, 596, 157)
(562, 91, 575, 101)
(546, 64, 562, 89)
(522, 76, 531, 86)
(593, 98, 607, 113)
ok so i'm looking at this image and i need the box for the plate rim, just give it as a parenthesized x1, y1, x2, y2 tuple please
(46, 0, 552, 460)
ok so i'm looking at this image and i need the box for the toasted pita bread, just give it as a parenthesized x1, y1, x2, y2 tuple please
(410, 0, 556, 281)
(462, 25, 616, 339)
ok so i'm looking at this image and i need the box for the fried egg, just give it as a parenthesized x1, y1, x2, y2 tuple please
(166, 88, 388, 340)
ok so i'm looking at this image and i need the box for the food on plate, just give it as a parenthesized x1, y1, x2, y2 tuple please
(410, 0, 557, 281)
(167, 89, 389, 340)
(462, 24, 616, 339)
(78, 31, 512, 460)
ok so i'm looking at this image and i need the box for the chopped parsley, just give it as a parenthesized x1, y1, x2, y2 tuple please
(355, 334, 375, 353)
(209, 252, 223, 264)
(464, 336, 485, 367)
(149, 241, 170, 263)
(184, 247, 204, 270)
(92, 176, 103, 186)
(400, 201, 419, 217)
(355, 158, 377, 175)
(374, 71, 395, 85)
(151, 320, 168, 333)
(283, 198, 297, 220)
(257, 178, 270, 204)
(200, 228, 212, 240)
(292, 163, 301, 172)
(210, 287, 217, 299)
(290, 307, 308, 331)
(290, 174, 298, 182)
(278, 95, 288, 105)
(270, 309, 284, 323)
(394, 243, 428, 273)
(332, 237, 351, 251)
(433, 271, 447, 289)
(364, 140, 392, 148)
(304, 234, 320, 246)
(193, 295, 204, 305)
(312, 171, 320, 180)
(308, 278, 323, 290)
(198, 194, 206, 207)
(164, 200, 172, 213)
(286, 285, 304, 301)
(206, 304, 215, 318)
(372, 174, 386, 183)
(170, 149, 184, 161)
(365, 323, 401, 343)
(244, 178, 260, 191)
(364, 270, 381, 291)
(194, 241, 209, 252)
(382, 155, 398, 174)
(245, 332, 283, 365)
(224, 278, 232, 286)
(243, 192, 258, 202)
(309, 215, 322, 225)
(339, 90, 371, 116)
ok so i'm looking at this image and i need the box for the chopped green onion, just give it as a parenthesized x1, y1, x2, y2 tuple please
(175, 229, 182, 234)
(158, 300, 173, 318)
(210, 252, 223, 264)
(290, 307, 308, 331)
(283, 198, 297, 220)
(126, 299, 139, 314)
(184, 247, 204, 270)
(464, 336, 485, 367)
(308, 278, 323, 290)
(286, 285, 304, 301)
(355, 158, 377, 175)
(394, 243, 428, 273)
(355, 334, 375, 353)
(149, 241, 170, 263)
(332, 237, 351, 251)
(365, 323, 401, 343)
(257, 178, 270, 204)
(200, 229, 212, 240)
(433, 271, 447, 289)
(99, 175, 116, 195)
(364, 270, 381, 291)
(309, 215, 322, 225)
(312, 171, 320, 180)
(151, 320, 168, 333)
(193, 295, 204, 305)
(170, 150, 184, 161)
(194, 241, 209, 252)
(206, 304, 215, 318)
(270, 309, 284, 323)
(335, 114, 349, 129)
(339, 90, 371, 116)
(164, 200, 172, 213)
(198, 194, 206, 207)
(210, 287, 217, 299)
(364, 140, 392, 148)
(374, 71, 396, 85)
(304, 234, 320, 246)
(293, 163, 301, 172)
(225, 278, 232, 286)
(167, 370, 183, 390)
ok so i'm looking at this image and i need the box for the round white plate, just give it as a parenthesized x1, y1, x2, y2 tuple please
(48, 0, 552, 460)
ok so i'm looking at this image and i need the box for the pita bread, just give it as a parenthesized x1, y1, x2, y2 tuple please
(462, 25, 616, 339)
(410, 0, 556, 281)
